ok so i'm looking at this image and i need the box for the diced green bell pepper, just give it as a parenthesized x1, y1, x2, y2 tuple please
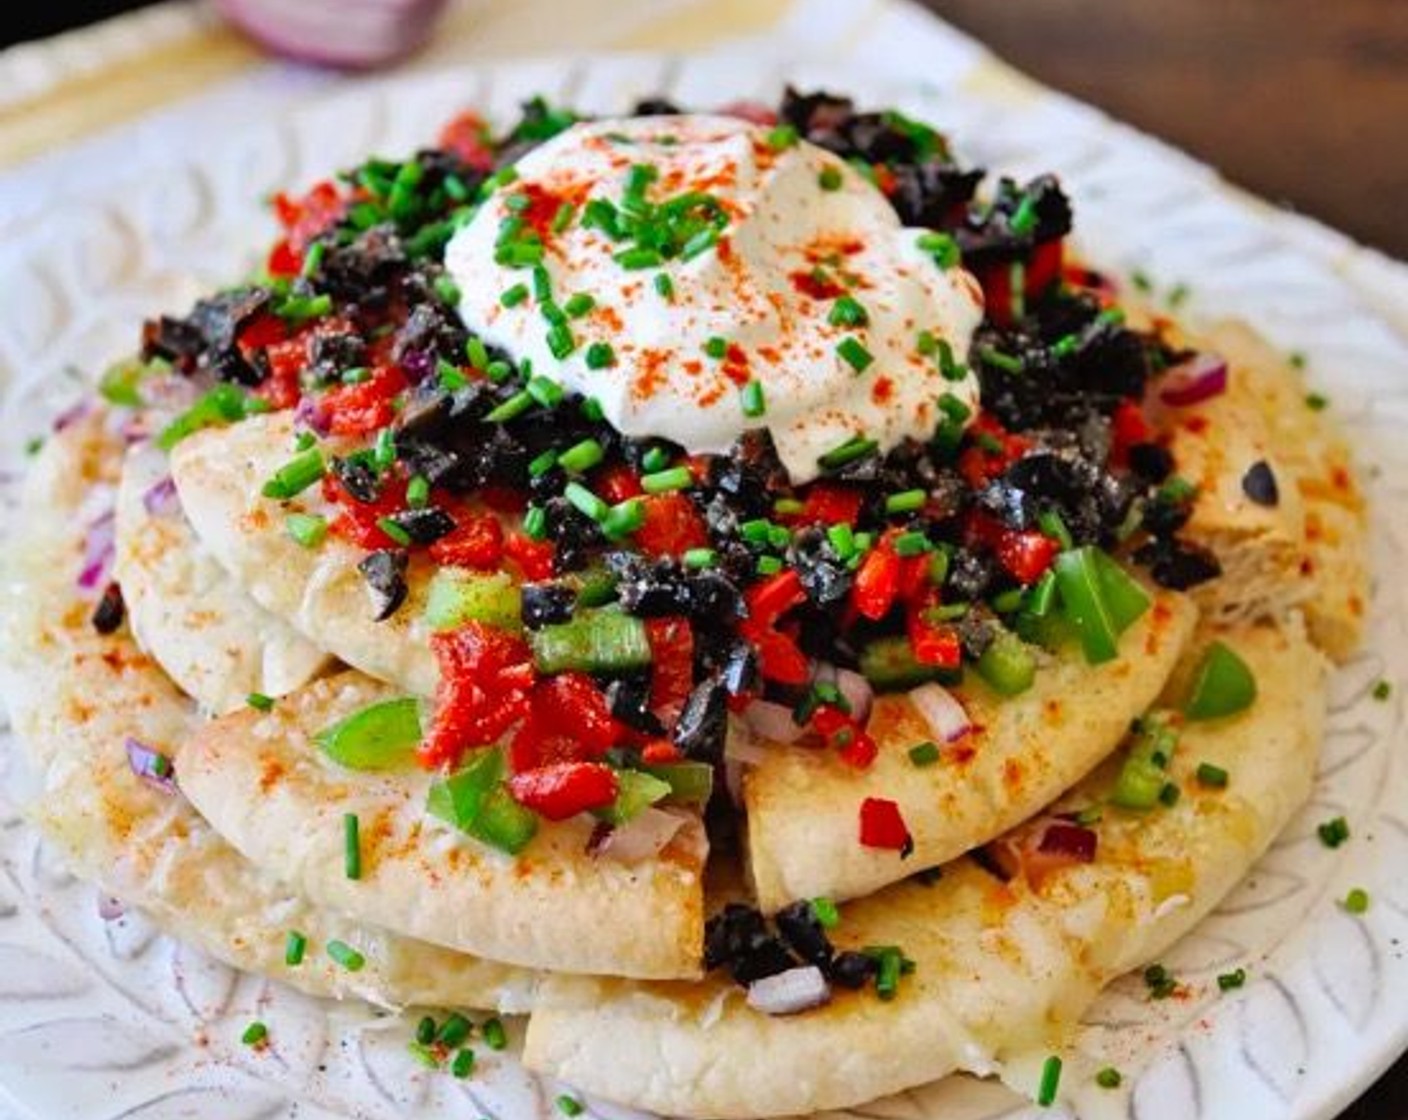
(644, 761, 715, 804)
(597, 769, 672, 826)
(975, 628, 1036, 696)
(529, 609, 652, 674)
(1184, 641, 1258, 720)
(424, 569, 522, 632)
(316, 697, 422, 770)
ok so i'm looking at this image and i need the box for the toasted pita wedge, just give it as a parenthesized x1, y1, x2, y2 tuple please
(1160, 320, 1366, 660)
(745, 586, 1197, 911)
(114, 442, 331, 714)
(176, 670, 708, 980)
(523, 621, 1324, 1118)
(171, 412, 441, 695)
(0, 415, 538, 1011)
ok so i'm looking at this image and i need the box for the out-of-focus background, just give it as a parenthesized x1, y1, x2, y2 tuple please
(0, 2, 1404, 1118)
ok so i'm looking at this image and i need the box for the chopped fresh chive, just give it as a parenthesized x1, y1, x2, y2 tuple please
(485, 391, 533, 423)
(326, 940, 365, 971)
(1217, 968, 1247, 991)
(546, 324, 576, 359)
(1289, 350, 1307, 370)
(581, 396, 605, 422)
(1037, 1055, 1062, 1108)
(242, 1021, 268, 1047)
(436, 1012, 472, 1048)
(564, 292, 595, 318)
(893, 531, 931, 557)
(829, 295, 869, 328)
(703, 336, 728, 359)
(300, 241, 325, 277)
(809, 897, 840, 929)
(529, 449, 559, 478)
(826, 522, 856, 559)
(585, 341, 616, 370)
(540, 298, 567, 327)
(451, 1048, 476, 1079)
(908, 741, 941, 767)
(978, 345, 1024, 374)
(1131, 270, 1153, 293)
(602, 498, 645, 539)
(935, 338, 967, 381)
(1159, 782, 1181, 807)
(482, 1017, 508, 1050)
(415, 1015, 437, 1046)
(766, 123, 799, 149)
(406, 475, 431, 508)
(494, 240, 544, 267)
(818, 435, 878, 471)
(681, 227, 720, 260)
(246, 692, 275, 713)
(405, 1040, 439, 1070)
(1143, 963, 1177, 999)
(564, 482, 609, 522)
(1343, 887, 1370, 914)
(1195, 762, 1229, 788)
(1373, 679, 1392, 701)
(885, 489, 926, 514)
(615, 246, 663, 270)
(376, 517, 412, 547)
(682, 548, 716, 569)
(466, 337, 490, 370)
(372, 427, 396, 470)
(916, 230, 960, 269)
(1095, 1067, 1122, 1089)
(551, 201, 577, 233)
(757, 556, 784, 576)
(558, 439, 604, 474)
(741, 379, 766, 418)
(1009, 192, 1038, 236)
(654, 273, 674, 299)
(284, 930, 306, 966)
(434, 275, 461, 305)
(527, 376, 564, 408)
(531, 265, 553, 303)
(344, 812, 362, 880)
(641, 446, 671, 473)
(818, 166, 843, 191)
(1168, 282, 1191, 308)
(1318, 816, 1350, 848)
(1305, 392, 1329, 411)
(340, 366, 370, 385)
(836, 336, 873, 374)
(261, 448, 326, 501)
(641, 466, 693, 493)
(523, 506, 548, 540)
(556, 1096, 585, 1117)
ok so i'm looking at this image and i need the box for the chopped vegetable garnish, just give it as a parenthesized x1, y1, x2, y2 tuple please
(261, 448, 326, 501)
(246, 693, 274, 713)
(741, 379, 766, 418)
(1318, 816, 1350, 848)
(859, 798, 912, 853)
(415, 1015, 436, 1045)
(285, 512, 328, 549)
(326, 940, 365, 971)
(437, 1012, 472, 1047)
(836, 336, 874, 374)
(285, 930, 306, 966)
(482, 1017, 508, 1050)
(641, 466, 693, 493)
(559, 437, 606, 473)
(451, 1049, 476, 1078)
(1343, 888, 1370, 914)
(1112, 717, 1179, 811)
(1052, 547, 1150, 665)
(1373, 679, 1392, 701)
(1143, 963, 1177, 999)
(556, 1096, 585, 1117)
(344, 812, 362, 880)
(818, 166, 843, 190)
(1217, 968, 1247, 991)
(316, 697, 422, 770)
(809, 897, 840, 929)
(427, 748, 540, 855)
(1037, 1054, 1062, 1107)
(1184, 641, 1258, 720)
(1195, 762, 1229, 788)
(530, 609, 652, 674)
(584, 341, 616, 369)
(1095, 1067, 1122, 1089)
(907, 741, 941, 767)
(242, 1021, 268, 1047)
(829, 295, 869, 327)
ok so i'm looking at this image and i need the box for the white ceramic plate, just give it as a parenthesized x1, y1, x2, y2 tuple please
(1, 48, 1406, 1120)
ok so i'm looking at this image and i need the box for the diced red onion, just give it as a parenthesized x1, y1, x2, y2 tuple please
(141, 475, 181, 517)
(718, 100, 779, 127)
(1158, 352, 1228, 408)
(52, 400, 92, 433)
(592, 807, 685, 864)
(214, 0, 449, 69)
(125, 737, 178, 795)
(77, 511, 117, 593)
(746, 966, 831, 1016)
(294, 395, 331, 437)
(1037, 821, 1098, 863)
(834, 669, 874, 726)
(741, 699, 805, 745)
(909, 682, 971, 743)
(97, 894, 126, 921)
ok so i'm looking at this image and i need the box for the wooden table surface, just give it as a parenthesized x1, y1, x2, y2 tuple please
(2, 2, 1405, 1117)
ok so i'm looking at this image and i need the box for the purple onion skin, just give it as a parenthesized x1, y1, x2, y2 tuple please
(125, 737, 179, 795)
(214, 0, 450, 70)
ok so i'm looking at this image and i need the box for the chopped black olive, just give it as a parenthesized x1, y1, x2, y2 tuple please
(91, 581, 125, 635)
(1134, 539, 1222, 591)
(672, 677, 728, 764)
(1241, 460, 1279, 507)
(521, 582, 576, 629)
(775, 900, 835, 968)
(358, 549, 409, 621)
(384, 507, 456, 545)
(331, 455, 382, 504)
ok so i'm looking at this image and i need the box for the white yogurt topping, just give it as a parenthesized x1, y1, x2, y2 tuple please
(446, 114, 984, 483)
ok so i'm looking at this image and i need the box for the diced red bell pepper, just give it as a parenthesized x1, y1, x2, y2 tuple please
(595, 464, 644, 504)
(780, 483, 864, 528)
(972, 238, 1065, 328)
(997, 528, 1059, 585)
(316, 366, 408, 438)
(812, 705, 878, 769)
(958, 414, 1032, 489)
(508, 762, 619, 821)
(503, 533, 555, 581)
(510, 671, 623, 772)
(859, 797, 912, 852)
(745, 569, 806, 626)
(897, 552, 933, 604)
(852, 543, 901, 621)
(322, 473, 409, 551)
(645, 617, 695, 720)
(437, 111, 497, 172)
(268, 180, 347, 275)
(1109, 397, 1151, 469)
(429, 513, 504, 570)
(420, 622, 536, 770)
(634, 493, 709, 559)
(641, 739, 683, 764)
(907, 593, 963, 669)
(740, 568, 811, 685)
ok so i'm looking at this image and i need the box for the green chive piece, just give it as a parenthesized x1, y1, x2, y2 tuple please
(415, 1015, 436, 1046)
(885, 489, 926, 515)
(301, 241, 325, 277)
(551, 202, 577, 234)
(405, 1040, 439, 1070)
(585, 341, 616, 370)
(817, 435, 878, 471)
(527, 376, 564, 408)
(523, 506, 548, 540)
(558, 438, 605, 474)
(1217, 968, 1247, 991)
(327, 940, 365, 971)
(829, 295, 869, 327)
(740, 379, 766, 418)
(1143, 963, 1178, 999)
(808, 897, 840, 929)
(564, 292, 595, 318)
(917, 230, 960, 269)
(406, 475, 431, 509)
(892, 530, 932, 557)
(1318, 816, 1350, 848)
(482, 1017, 508, 1050)
(284, 930, 306, 966)
(451, 1048, 476, 1079)
(285, 511, 329, 549)
(1305, 392, 1329, 411)
(766, 123, 799, 149)
(602, 498, 645, 539)
(1037, 1054, 1062, 1108)
(641, 466, 693, 494)
(1159, 782, 1181, 807)
(1195, 762, 1229, 788)
(615, 246, 662, 270)
(641, 446, 671, 473)
(979, 345, 1024, 374)
(344, 812, 362, 881)
(681, 227, 719, 260)
(703, 336, 728, 360)
(376, 517, 412, 547)
(484, 390, 533, 423)
(1372, 679, 1392, 701)
(564, 482, 609, 522)
(756, 556, 784, 575)
(581, 396, 605, 422)
(908, 741, 941, 767)
(246, 692, 275, 713)
(546, 324, 576, 359)
(818, 166, 843, 191)
(241, 1021, 268, 1047)
(682, 548, 716, 569)
(436, 1012, 472, 1048)
(1343, 887, 1370, 914)
(556, 1096, 585, 1117)
(654, 273, 675, 300)
(826, 522, 856, 559)
(1009, 192, 1038, 236)
(531, 265, 553, 303)
(528, 449, 559, 478)
(434, 275, 461, 305)
(1095, 1067, 1122, 1089)
(261, 448, 326, 501)
(836, 336, 873, 374)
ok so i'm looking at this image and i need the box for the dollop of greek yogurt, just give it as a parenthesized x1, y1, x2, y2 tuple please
(446, 114, 983, 483)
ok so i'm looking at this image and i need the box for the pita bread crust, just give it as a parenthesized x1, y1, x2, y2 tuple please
(523, 622, 1325, 1118)
(115, 442, 331, 714)
(177, 670, 708, 980)
(1159, 319, 1367, 660)
(745, 587, 1198, 912)
(0, 415, 537, 1012)
(170, 413, 440, 696)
